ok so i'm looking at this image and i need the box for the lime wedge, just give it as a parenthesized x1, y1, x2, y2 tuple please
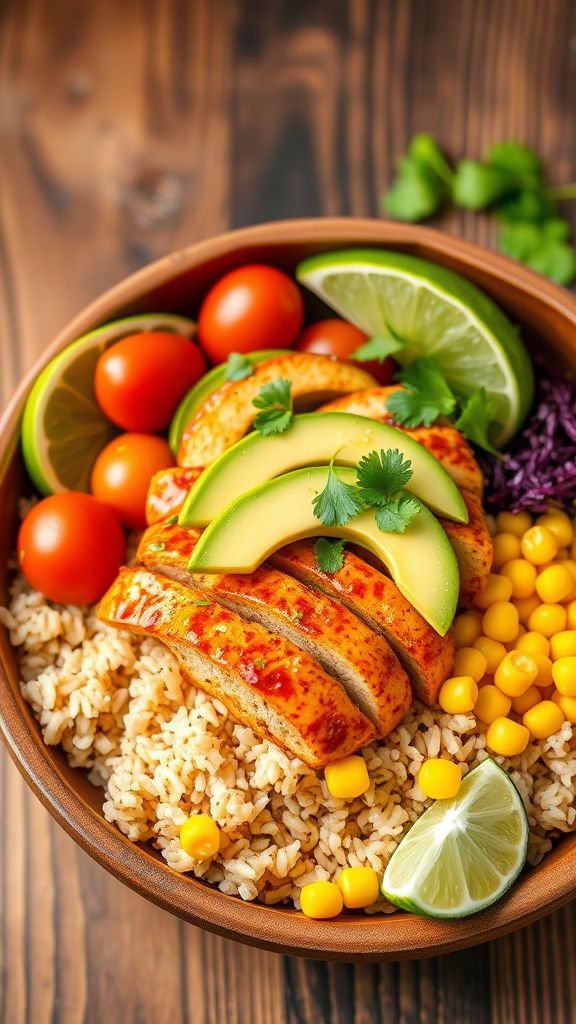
(22, 313, 195, 494)
(296, 250, 534, 446)
(382, 758, 528, 918)
(169, 348, 289, 455)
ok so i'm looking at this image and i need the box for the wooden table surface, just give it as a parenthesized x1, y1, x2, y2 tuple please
(1, 1, 576, 1021)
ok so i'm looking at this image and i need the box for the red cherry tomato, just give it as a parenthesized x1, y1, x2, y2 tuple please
(198, 265, 304, 363)
(91, 433, 175, 530)
(95, 332, 207, 432)
(18, 493, 125, 605)
(296, 319, 395, 385)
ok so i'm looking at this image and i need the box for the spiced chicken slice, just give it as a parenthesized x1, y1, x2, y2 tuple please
(138, 524, 412, 738)
(98, 567, 375, 768)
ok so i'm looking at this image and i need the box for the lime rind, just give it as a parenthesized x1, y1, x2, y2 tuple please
(22, 313, 195, 494)
(168, 348, 291, 455)
(381, 758, 529, 918)
(296, 250, 534, 446)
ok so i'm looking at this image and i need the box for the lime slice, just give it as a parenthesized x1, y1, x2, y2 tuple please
(296, 250, 534, 446)
(382, 758, 529, 918)
(168, 348, 291, 454)
(22, 313, 196, 494)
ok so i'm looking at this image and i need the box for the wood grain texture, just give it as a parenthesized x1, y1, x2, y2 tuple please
(1, 0, 575, 1021)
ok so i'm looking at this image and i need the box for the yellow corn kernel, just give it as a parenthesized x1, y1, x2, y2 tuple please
(500, 558, 537, 599)
(474, 685, 512, 724)
(453, 611, 483, 648)
(472, 636, 508, 674)
(521, 525, 559, 566)
(523, 700, 565, 740)
(535, 565, 574, 604)
(559, 560, 576, 602)
(494, 650, 538, 697)
(551, 657, 576, 697)
(532, 653, 554, 688)
(482, 601, 519, 643)
(324, 755, 370, 800)
(492, 532, 522, 569)
(513, 594, 541, 625)
(552, 691, 576, 724)
(180, 814, 221, 860)
(537, 510, 574, 548)
(486, 717, 530, 757)
(527, 603, 567, 638)
(418, 758, 461, 800)
(300, 881, 343, 919)
(337, 867, 380, 909)
(567, 600, 576, 630)
(453, 647, 488, 682)
(511, 686, 541, 716)
(496, 510, 533, 537)
(438, 676, 479, 714)
(515, 631, 550, 657)
(550, 630, 576, 661)
(475, 573, 514, 610)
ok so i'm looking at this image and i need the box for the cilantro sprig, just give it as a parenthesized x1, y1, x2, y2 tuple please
(312, 448, 419, 551)
(313, 538, 347, 574)
(351, 334, 405, 364)
(386, 357, 503, 457)
(226, 352, 254, 381)
(252, 378, 293, 435)
(383, 136, 576, 285)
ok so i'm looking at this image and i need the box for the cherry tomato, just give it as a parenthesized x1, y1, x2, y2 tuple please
(198, 265, 304, 363)
(95, 332, 207, 432)
(296, 319, 395, 385)
(18, 493, 125, 605)
(91, 433, 175, 530)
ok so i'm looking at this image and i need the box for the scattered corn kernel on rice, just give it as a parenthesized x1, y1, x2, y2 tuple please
(3, 513, 576, 911)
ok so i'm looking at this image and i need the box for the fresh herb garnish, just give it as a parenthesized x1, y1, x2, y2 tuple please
(226, 352, 254, 382)
(252, 378, 293, 435)
(351, 335, 405, 364)
(312, 454, 364, 527)
(383, 136, 576, 284)
(313, 538, 347, 574)
(166, 515, 178, 525)
(386, 358, 457, 427)
(374, 495, 420, 534)
(149, 542, 166, 552)
(254, 657, 266, 670)
(454, 389, 501, 458)
(356, 448, 414, 506)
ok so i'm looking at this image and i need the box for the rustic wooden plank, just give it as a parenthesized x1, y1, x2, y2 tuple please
(1, 1, 576, 1022)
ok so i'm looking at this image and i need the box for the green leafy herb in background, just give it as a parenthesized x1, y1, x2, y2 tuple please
(351, 334, 405, 363)
(226, 352, 254, 381)
(252, 378, 293, 435)
(313, 538, 347, 574)
(383, 135, 576, 285)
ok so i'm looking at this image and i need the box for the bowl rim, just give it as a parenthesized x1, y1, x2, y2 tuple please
(1, 216, 576, 960)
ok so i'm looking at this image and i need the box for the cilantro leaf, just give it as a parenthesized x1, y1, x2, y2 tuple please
(487, 142, 541, 177)
(166, 515, 178, 525)
(252, 378, 293, 435)
(193, 600, 212, 606)
(494, 188, 556, 224)
(454, 389, 502, 457)
(384, 155, 448, 222)
(226, 352, 254, 381)
(375, 496, 420, 534)
(313, 538, 347, 574)
(351, 335, 404, 363)
(312, 457, 364, 527)
(356, 449, 413, 507)
(453, 160, 519, 210)
(386, 358, 457, 427)
(498, 219, 576, 285)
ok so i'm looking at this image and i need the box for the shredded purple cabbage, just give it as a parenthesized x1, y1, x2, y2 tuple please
(479, 369, 576, 514)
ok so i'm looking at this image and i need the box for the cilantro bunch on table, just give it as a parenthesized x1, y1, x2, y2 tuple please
(383, 135, 576, 285)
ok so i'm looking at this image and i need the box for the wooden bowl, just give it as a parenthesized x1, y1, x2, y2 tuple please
(1, 218, 575, 961)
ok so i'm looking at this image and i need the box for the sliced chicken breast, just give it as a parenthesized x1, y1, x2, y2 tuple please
(269, 541, 455, 705)
(138, 524, 412, 737)
(441, 488, 492, 607)
(146, 466, 203, 526)
(99, 567, 375, 768)
(178, 353, 377, 467)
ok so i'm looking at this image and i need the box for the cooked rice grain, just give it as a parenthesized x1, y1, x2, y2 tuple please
(2, 573, 575, 909)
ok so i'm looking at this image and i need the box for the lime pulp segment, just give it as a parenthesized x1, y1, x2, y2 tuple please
(296, 250, 534, 446)
(382, 758, 529, 918)
(22, 313, 196, 495)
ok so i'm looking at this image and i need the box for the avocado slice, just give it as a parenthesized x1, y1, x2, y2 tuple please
(187, 466, 459, 635)
(168, 349, 291, 454)
(179, 412, 469, 527)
